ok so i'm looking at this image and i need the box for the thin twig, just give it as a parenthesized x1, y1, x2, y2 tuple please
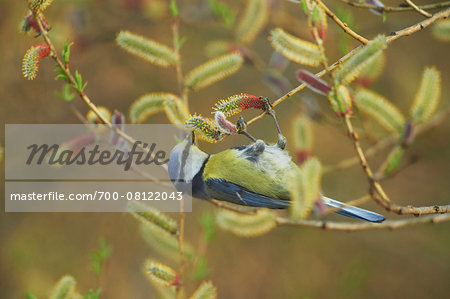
(313, 0, 369, 44)
(305, 0, 329, 71)
(340, 0, 450, 13)
(276, 213, 450, 231)
(171, 12, 188, 299)
(172, 17, 189, 106)
(388, 8, 450, 42)
(343, 115, 391, 203)
(405, 0, 433, 17)
(325, 107, 450, 172)
(176, 209, 185, 299)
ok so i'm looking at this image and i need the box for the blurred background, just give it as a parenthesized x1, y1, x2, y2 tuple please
(1, 0, 449, 298)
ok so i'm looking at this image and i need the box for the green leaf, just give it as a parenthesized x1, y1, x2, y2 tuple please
(200, 211, 216, 243)
(72, 70, 87, 92)
(190, 281, 217, 299)
(410, 67, 441, 123)
(432, 19, 450, 42)
(128, 92, 180, 123)
(354, 88, 405, 135)
(81, 289, 101, 299)
(289, 157, 322, 219)
(235, 0, 268, 44)
(216, 209, 277, 237)
(184, 52, 244, 90)
(91, 238, 111, 276)
(170, 0, 179, 17)
(57, 84, 75, 102)
(333, 35, 387, 85)
(62, 41, 74, 64)
(26, 291, 37, 299)
(269, 28, 322, 67)
(49, 275, 76, 299)
(116, 30, 179, 67)
(177, 36, 187, 49)
(208, 0, 236, 28)
(385, 146, 404, 175)
(54, 67, 70, 81)
(193, 257, 210, 280)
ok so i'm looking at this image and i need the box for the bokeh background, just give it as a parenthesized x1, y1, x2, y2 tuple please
(1, 0, 449, 298)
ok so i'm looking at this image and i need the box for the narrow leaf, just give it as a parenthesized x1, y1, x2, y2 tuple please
(129, 93, 179, 123)
(235, 0, 269, 45)
(432, 19, 450, 42)
(164, 97, 190, 125)
(333, 35, 387, 85)
(385, 146, 404, 175)
(62, 41, 74, 64)
(170, 0, 179, 17)
(145, 260, 179, 287)
(189, 281, 217, 299)
(354, 88, 405, 135)
(116, 30, 179, 67)
(289, 157, 322, 219)
(410, 67, 441, 123)
(184, 52, 244, 90)
(269, 28, 322, 66)
(216, 209, 277, 237)
(49, 275, 76, 299)
(128, 202, 179, 235)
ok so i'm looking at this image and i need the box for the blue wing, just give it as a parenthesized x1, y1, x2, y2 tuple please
(205, 178, 290, 209)
(205, 178, 385, 223)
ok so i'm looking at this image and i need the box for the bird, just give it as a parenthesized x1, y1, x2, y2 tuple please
(168, 98, 385, 223)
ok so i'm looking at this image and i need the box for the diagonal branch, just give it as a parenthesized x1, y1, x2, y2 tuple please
(313, 0, 369, 44)
(405, 0, 433, 17)
(276, 213, 450, 231)
(340, 0, 450, 13)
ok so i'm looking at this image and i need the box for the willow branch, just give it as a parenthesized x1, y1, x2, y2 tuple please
(388, 8, 450, 42)
(325, 107, 450, 172)
(313, 0, 369, 44)
(405, 0, 433, 17)
(276, 213, 450, 231)
(340, 0, 450, 13)
(172, 17, 188, 106)
(34, 10, 169, 172)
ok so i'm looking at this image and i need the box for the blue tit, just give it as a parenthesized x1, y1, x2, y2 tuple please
(168, 136, 386, 223)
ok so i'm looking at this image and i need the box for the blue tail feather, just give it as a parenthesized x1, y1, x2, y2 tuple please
(322, 196, 386, 223)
